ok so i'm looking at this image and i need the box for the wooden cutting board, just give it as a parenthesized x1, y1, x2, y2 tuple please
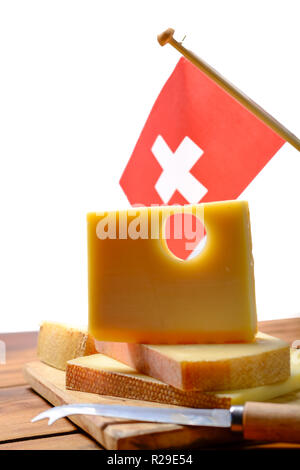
(24, 360, 300, 450)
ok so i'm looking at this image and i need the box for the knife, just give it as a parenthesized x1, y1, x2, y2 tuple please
(32, 401, 300, 443)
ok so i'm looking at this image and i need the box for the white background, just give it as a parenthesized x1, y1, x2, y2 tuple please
(0, 0, 299, 332)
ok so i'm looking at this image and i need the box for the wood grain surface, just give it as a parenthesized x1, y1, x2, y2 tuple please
(24, 360, 241, 450)
(0, 385, 76, 442)
(23, 357, 300, 450)
(0, 331, 38, 388)
(0, 433, 101, 450)
(0, 317, 299, 450)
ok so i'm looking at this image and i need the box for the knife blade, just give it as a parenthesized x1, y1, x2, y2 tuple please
(32, 403, 233, 427)
(31, 401, 300, 443)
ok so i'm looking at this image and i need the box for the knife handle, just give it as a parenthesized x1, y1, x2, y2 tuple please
(242, 402, 300, 443)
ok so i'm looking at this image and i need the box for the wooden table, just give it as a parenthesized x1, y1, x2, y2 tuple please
(1, 318, 300, 450)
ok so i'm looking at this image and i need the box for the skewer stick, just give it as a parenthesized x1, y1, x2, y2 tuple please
(158, 28, 300, 151)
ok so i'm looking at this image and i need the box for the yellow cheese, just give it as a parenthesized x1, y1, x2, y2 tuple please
(95, 332, 290, 391)
(217, 349, 300, 404)
(66, 354, 230, 409)
(37, 321, 97, 371)
(87, 200, 257, 344)
(66, 349, 300, 408)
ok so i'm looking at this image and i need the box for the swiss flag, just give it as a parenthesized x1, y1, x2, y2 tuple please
(120, 57, 285, 207)
(119, 57, 300, 320)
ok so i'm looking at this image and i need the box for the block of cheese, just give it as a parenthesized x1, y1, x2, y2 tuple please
(95, 332, 290, 391)
(66, 349, 300, 409)
(218, 349, 300, 404)
(37, 321, 97, 371)
(87, 200, 257, 344)
(66, 354, 231, 409)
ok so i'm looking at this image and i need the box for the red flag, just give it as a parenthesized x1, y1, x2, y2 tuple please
(120, 57, 285, 259)
(120, 57, 284, 205)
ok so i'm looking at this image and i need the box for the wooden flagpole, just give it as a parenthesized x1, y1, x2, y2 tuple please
(158, 28, 300, 152)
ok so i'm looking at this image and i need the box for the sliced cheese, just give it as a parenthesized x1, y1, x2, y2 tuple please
(37, 321, 97, 371)
(217, 349, 300, 404)
(87, 200, 257, 344)
(95, 332, 290, 391)
(66, 354, 230, 409)
(66, 350, 300, 408)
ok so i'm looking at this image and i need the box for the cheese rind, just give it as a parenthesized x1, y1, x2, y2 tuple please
(66, 354, 230, 409)
(95, 332, 290, 391)
(88, 201, 257, 344)
(37, 321, 97, 371)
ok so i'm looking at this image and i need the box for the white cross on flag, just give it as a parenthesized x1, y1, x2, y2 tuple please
(119, 57, 300, 320)
(152, 135, 207, 204)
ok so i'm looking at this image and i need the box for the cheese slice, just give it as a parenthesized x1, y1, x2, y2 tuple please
(37, 321, 97, 371)
(66, 354, 231, 409)
(87, 200, 257, 344)
(95, 332, 290, 391)
(218, 349, 300, 404)
(66, 350, 300, 408)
